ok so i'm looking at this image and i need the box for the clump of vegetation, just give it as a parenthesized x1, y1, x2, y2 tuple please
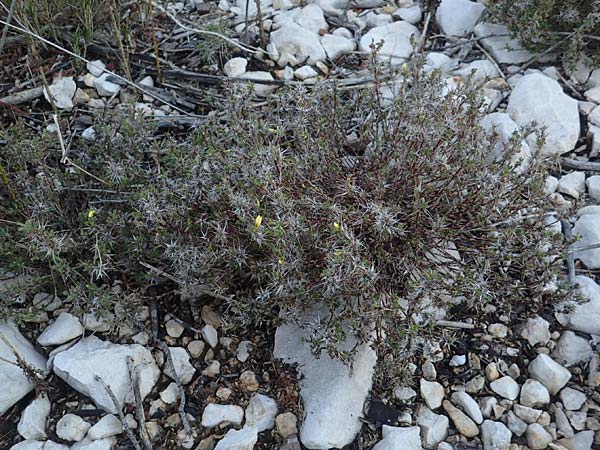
(0, 64, 565, 362)
(490, 0, 600, 66)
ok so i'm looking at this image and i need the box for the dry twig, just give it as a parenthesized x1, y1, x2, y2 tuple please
(127, 356, 153, 450)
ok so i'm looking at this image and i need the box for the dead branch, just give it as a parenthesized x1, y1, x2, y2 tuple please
(560, 158, 600, 172)
(127, 356, 153, 450)
(0, 86, 44, 105)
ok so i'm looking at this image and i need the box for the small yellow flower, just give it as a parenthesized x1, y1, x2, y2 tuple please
(333, 222, 340, 231)
(87, 210, 96, 219)
(254, 215, 263, 229)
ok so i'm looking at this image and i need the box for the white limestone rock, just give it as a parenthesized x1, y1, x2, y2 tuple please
(490, 376, 520, 400)
(587, 175, 600, 202)
(519, 379, 549, 408)
(273, 309, 376, 449)
(270, 22, 326, 65)
(37, 312, 83, 346)
(93, 74, 121, 97)
(224, 57, 248, 77)
(474, 23, 540, 65)
(201, 403, 244, 428)
(419, 379, 444, 410)
(321, 34, 356, 60)
(373, 425, 423, 450)
(480, 112, 531, 173)
(528, 354, 570, 395)
(56, 414, 90, 442)
(86, 60, 106, 77)
(9, 442, 45, 450)
(552, 331, 593, 367)
(0, 322, 48, 415)
(507, 73, 580, 156)
(43, 77, 76, 110)
(526, 423, 552, 450)
(245, 393, 278, 432)
(416, 405, 449, 449)
(481, 420, 511, 450)
(560, 387, 587, 411)
(214, 426, 258, 450)
(558, 430, 594, 450)
(87, 414, 123, 440)
(17, 394, 51, 440)
(558, 172, 586, 199)
(571, 216, 600, 270)
(393, 5, 421, 24)
(442, 400, 478, 438)
(520, 316, 551, 346)
(450, 391, 482, 424)
(52, 336, 160, 414)
(359, 21, 420, 66)
(436, 0, 485, 37)
(240, 71, 278, 96)
(166, 347, 196, 385)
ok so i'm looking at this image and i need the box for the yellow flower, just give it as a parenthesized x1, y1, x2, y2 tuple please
(333, 222, 340, 231)
(254, 215, 263, 229)
(87, 210, 96, 219)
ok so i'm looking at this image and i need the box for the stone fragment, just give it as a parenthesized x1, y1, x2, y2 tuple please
(276, 412, 298, 438)
(43, 77, 76, 110)
(519, 379, 550, 408)
(17, 394, 51, 440)
(571, 218, 600, 270)
(37, 312, 83, 346)
(373, 425, 423, 450)
(442, 400, 478, 437)
(167, 347, 196, 385)
(420, 379, 444, 409)
(214, 426, 258, 450)
(436, 0, 485, 37)
(526, 423, 553, 450)
(481, 420, 512, 450)
(528, 354, 570, 395)
(87, 414, 122, 440)
(520, 316, 551, 346)
(245, 393, 278, 432)
(416, 405, 449, 449)
(359, 21, 420, 65)
(560, 387, 587, 411)
(201, 403, 244, 428)
(490, 376, 520, 400)
(552, 331, 592, 367)
(56, 414, 91, 442)
(451, 391, 483, 424)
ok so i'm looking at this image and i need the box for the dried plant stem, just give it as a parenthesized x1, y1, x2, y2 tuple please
(127, 356, 153, 450)
(0, 0, 16, 56)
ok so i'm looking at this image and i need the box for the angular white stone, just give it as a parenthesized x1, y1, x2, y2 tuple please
(526, 423, 552, 450)
(167, 347, 196, 385)
(528, 354, 570, 395)
(520, 316, 551, 346)
(270, 22, 326, 65)
(373, 425, 423, 450)
(17, 394, 51, 440)
(394, 5, 422, 24)
(558, 430, 594, 450)
(274, 310, 376, 449)
(70, 438, 116, 450)
(245, 393, 278, 432)
(490, 376, 520, 400)
(86, 60, 106, 77)
(451, 391, 483, 424)
(9, 441, 45, 450)
(43, 77, 76, 110)
(558, 172, 586, 199)
(419, 379, 444, 409)
(587, 175, 600, 202)
(224, 58, 248, 77)
(214, 426, 258, 450)
(474, 23, 539, 64)
(294, 65, 319, 80)
(56, 414, 90, 442)
(482, 420, 511, 450)
(160, 382, 179, 404)
(87, 414, 123, 440)
(359, 21, 420, 66)
(560, 387, 587, 411)
(442, 400, 478, 438)
(93, 74, 121, 97)
(201, 403, 244, 428)
(552, 331, 593, 367)
(416, 406, 449, 449)
(240, 71, 278, 96)
(571, 216, 600, 270)
(0, 322, 48, 415)
(37, 312, 83, 346)
(321, 34, 356, 60)
(42, 442, 68, 450)
(53, 336, 159, 414)
(519, 379, 549, 408)
(436, 0, 485, 37)
(507, 73, 580, 156)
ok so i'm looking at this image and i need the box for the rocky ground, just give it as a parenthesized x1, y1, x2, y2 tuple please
(1, 0, 600, 449)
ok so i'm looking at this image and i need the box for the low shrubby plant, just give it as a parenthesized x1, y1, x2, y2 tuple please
(490, 0, 600, 66)
(0, 64, 565, 363)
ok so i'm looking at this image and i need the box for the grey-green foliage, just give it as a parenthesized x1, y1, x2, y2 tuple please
(0, 64, 565, 362)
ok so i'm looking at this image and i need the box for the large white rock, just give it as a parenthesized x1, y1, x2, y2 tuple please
(558, 430, 594, 450)
(507, 73, 580, 156)
(482, 420, 512, 450)
(37, 312, 83, 346)
(214, 426, 258, 450)
(474, 23, 538, 64)
(519, 379, 549, 408)
(201, 403, 244, 428)
(561, 275, 600, 335)
(93, 74, 121, 97)
(270, 22, 326, 65)
(321, 34, 356, 60)
(520, 316, 551, 346)
(273, 310, 376, 449)
(552, 331, 593, 367)
(359, 21, 420, 66)
(528, 354, 570, 395)
(0, 322, 48, 415)
(526, 423, 552, 450)
(166, 347, 196, 385)
(435, 0, 485, 37)
(416, 405, 449, 449)
(419, 379, 444, 409)
(571, 215, 600, 269)
(490, 376, 520, 400)
(17, 394, 51, 440)
(373, 425, 423, 450)
(53, 336, 160, 414)
(43, 77, 76, 110)
(450, 391, 482, 424)
(245, 393, 278, 432)
(87, 414, 123, 440)
(56, 413, 91, 442)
